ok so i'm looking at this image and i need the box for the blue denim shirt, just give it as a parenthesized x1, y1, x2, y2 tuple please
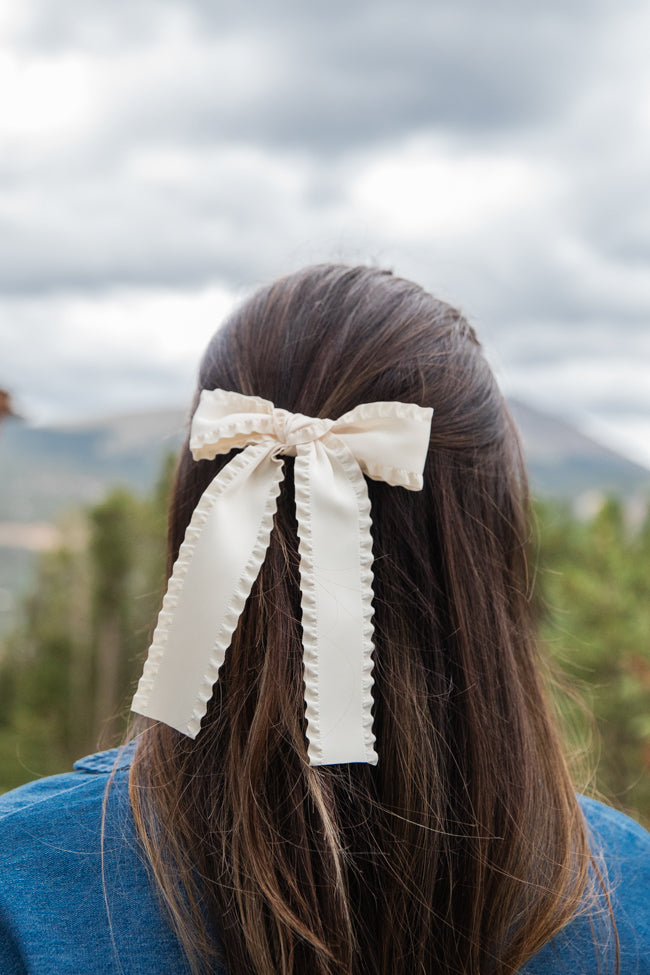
(0, 748, 648, 974)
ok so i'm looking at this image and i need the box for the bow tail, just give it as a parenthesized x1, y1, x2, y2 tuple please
(295, 440, 378, 766)
(132, 443, 284, 737)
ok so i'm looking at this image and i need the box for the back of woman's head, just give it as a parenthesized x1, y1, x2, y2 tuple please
(131, 264, 592, 975)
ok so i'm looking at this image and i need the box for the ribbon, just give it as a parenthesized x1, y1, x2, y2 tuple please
(131, 389, 433, 766)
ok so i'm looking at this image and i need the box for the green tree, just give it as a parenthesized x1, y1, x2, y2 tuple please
(1, 465, 648, 833)
(537, 498, 650, 826)
(0, 459, 172, 791)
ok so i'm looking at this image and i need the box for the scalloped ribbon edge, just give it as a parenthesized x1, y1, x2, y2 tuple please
(131, 444, 282, 736)
(324, 435, 378, 765)
(295, 435, 378, 767)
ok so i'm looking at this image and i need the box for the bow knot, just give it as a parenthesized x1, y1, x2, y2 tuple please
(132, 390, 433, 766)
(272, 408, 334, 449)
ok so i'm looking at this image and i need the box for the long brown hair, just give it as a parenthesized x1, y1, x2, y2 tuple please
(129, 264, 600, 974)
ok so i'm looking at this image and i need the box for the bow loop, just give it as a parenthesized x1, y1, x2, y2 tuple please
(332, 401, 433, 490)
(190, 389, 275, 459)
(132, 389, 433, 766)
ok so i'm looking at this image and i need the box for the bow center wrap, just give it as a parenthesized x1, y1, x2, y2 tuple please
(272, 408, 334, 450)
(131, 389, 433, 766)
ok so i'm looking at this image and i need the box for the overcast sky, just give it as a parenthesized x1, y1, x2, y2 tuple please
(1, 0, 649, 466)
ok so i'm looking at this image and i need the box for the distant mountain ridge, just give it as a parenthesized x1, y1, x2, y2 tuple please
(507, 400, 650, 496)
(0, 399, 648, 526)
(0, 398, 647, 636)
(0, 409, 187, 523)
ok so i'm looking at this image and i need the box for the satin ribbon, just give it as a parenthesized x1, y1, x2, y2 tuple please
(131, 389, 433, 765)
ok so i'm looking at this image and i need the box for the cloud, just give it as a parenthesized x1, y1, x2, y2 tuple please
(0, 0, 648, 467)
(4, 0, 624, 153)
(0, 284, 236, 421)
(347, 139, 553, 241)
(0, 141, 325, 293)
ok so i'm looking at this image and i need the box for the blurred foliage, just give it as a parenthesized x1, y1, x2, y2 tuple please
(0, 455, 174, 791)
(0, 464, 648, 828)
(535, 498, 650, 827)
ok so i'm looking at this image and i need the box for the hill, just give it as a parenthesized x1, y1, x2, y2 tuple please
(1, 400, 648, 525)
(507, 400, 649, 497)
(0, 409, 187, 523)
(0, 399, 648, 634)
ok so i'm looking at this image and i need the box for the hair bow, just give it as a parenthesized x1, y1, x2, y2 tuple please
(132, 389, 433, 766)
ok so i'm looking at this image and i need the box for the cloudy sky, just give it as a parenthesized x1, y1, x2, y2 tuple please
(1, 0, 649, 466)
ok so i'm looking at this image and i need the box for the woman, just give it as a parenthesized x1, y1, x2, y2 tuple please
(1, 264, 648, 974)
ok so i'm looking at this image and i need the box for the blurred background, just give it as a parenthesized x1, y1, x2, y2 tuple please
(0, 1, 648, 823)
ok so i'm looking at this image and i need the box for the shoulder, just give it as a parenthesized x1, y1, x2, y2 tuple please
(579, 793, 650, 856)
(0, 745, 133, 824)
(579, 794, 650, 930)
(0, 745, 135, 875)
(0, 744, 192, 974)
(522, 796, 650, 974)
(582, 795, 650, 967)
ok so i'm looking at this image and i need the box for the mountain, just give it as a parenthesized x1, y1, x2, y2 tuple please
(1, 399, 648, 526)
(507, 399, 650, 497)
(0, 409, 187, 523)
(0, 399, 648, 635)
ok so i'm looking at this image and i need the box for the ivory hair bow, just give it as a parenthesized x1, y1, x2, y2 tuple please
(131, 389, 433, 766)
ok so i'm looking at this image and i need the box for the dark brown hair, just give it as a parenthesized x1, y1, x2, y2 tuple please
(129, 264, 602, 974)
